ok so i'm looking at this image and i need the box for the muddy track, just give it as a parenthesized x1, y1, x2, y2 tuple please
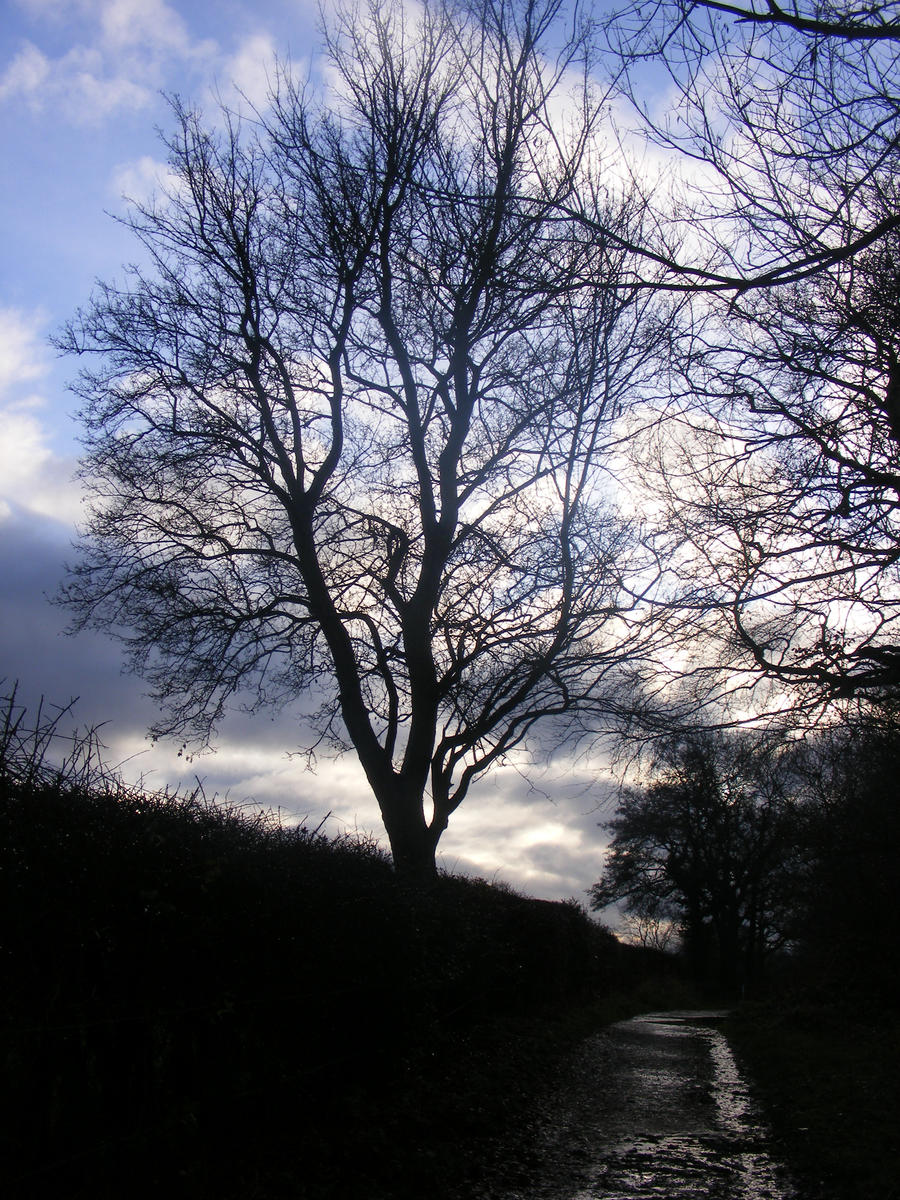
(490, 1011, 797, 1200)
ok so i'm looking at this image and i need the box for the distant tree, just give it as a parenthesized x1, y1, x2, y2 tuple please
(619, 912, 677, 953)
(589, 732, 800, 993)
(59, 0, 667, 880)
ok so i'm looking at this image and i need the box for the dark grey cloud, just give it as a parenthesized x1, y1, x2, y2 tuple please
(0, 508, 155, 729)
(0, 507, 620, 905)
(0, 507, 329, 754)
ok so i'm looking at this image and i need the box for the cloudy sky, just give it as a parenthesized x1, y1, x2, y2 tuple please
(0, 0, 626, 904)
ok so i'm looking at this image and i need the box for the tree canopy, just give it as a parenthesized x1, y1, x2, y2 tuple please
(595, 0, 900, 709)
(60, 0, 668, 878)
(60, 0, 900, 881)
(590, 732, 802, 992)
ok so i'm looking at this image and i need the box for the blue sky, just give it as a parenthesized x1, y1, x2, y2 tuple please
(0, 0, 621, 902)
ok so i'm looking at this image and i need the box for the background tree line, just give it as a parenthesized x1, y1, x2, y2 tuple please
(589, 711, 900, 1001)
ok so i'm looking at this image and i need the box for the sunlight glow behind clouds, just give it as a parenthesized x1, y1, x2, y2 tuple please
(440, 760, 616, 900)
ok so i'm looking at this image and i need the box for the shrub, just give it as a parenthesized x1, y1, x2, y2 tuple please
(0, 687, 622, 1197)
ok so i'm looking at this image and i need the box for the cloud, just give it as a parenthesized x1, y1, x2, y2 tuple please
(217, 32, 278, 113)
(0, 307, 82, 525)
(0, 510, 142, 721)
(0, 306, 48, 394)
(0, 41, 50, 100)
(0, 410, 55, 522)
(110, 154, 180, 205)
(2, 2, 318, 129)
(0, 38, 153, 119)
(12, 0, 203, 55)
(437, 758, 617, 902)
(1, 0, 217, 123)
(98, 0, 195, 55)
(61, 45, 152, 116)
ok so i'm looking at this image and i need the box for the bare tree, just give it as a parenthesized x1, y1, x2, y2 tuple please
(593, 0, 900, 293)
(619, 912, 677, 953)
(682, 0, 900, 42)
(59, 0, 667, 880)
(637, 226, 900, 703)
(570, 1, 900, 710)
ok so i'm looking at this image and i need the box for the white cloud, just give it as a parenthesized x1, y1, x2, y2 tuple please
(0, 409, 54, 502)
(98, 0, 193, 54)
(219, 32, 278, 113)
(1, 0, 218, 123)
(437, 757, 615, 901)
(0, 307, 82, 525)
(62, 44, 153, 116)
(0, 41, 50, 100)
(0, 438, 81, 526)
(0, 38, 152, 119)
(110, 154, 179, 205)
(1, 2, 322, 129)
(12, 0, 206, 54)
(0, 307, 48, 395)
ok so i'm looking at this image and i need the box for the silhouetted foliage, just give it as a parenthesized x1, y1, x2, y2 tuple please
(787, 710, 900, 1008)
(0, 687, 631, 1199)
(724, 708, 900, 1200)
(590, 732, 802, 996)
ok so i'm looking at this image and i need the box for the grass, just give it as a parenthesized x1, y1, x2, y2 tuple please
(728, 1003, 900, 1200)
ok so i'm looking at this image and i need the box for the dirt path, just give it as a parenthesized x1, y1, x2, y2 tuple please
(499, 1011, 797, 1200)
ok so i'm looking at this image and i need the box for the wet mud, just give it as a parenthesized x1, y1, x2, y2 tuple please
(496, 1011, 796, 1200)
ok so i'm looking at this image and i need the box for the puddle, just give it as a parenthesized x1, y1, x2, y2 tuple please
(496, 1011, 796, 1200)
(569, 1013, 794, 1200)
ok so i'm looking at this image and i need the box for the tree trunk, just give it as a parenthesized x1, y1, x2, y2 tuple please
(714, 910, 742, 999)
(380, 796, 441, 885)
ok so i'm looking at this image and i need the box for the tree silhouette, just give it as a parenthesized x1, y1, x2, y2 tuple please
(60, 0, 667, 879)
(593, 0, 900, 293)
(590, 732, 800, 993)
(643, 229, 900, 703)
(591, 0, 900, 708)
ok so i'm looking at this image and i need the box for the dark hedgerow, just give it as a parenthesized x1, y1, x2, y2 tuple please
(0, 688, 644, 1199)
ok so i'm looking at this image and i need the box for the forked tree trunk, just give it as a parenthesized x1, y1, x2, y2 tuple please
(380, 794, 442, 884)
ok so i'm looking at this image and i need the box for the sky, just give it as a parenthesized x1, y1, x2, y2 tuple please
(0, 0, 628, 905)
